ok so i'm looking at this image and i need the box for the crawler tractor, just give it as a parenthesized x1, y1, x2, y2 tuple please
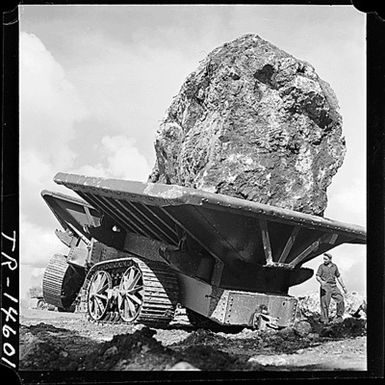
(41, 173, 366, 329)
(29, 287, 46, 310)
(29, 286, 56, 311)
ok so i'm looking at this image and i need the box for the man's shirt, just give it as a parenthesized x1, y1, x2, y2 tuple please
(316, 262, 340, 285)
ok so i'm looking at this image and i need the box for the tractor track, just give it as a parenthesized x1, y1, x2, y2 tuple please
(82, 257, 179, 328)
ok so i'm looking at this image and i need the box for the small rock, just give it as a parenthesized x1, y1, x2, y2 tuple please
(293, 320, 312, 337)
(103, 346, 118, 358)
(168, 361, 200, 371)
(277, 327, 295, 339)
(308, 333, 319, 340)
(59, 351, 68, 358)
(248, 355, 289, 366)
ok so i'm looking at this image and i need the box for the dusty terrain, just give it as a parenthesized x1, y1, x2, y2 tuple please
(19, 305, 366, 372)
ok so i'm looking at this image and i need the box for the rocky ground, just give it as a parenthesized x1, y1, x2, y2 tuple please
(19, 305, 366, 372)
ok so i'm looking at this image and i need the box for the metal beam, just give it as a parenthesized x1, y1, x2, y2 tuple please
(324, 233, 339, 245)
(211, 259, 224, 286)
(113, 199, 163, 242)
(289, 239, 320, 268)
(97, 195, 150, 238)
(83, 206, 96, 227)
(294, 233, 340, 266)
(55, 229, 79, 248)
(66, 222, 90, 245)
(137, 203, 179, 238)
(54, 172, 366, 243)
(278, 226, 300, 263)
(260, 219, 273, 265)
(123, 200, 178, 245)
(79, 192, 138, 235)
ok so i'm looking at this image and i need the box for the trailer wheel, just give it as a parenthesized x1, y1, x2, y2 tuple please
(117, 264, 144, 322)
(84, 258, 179, 327)
(36, 299, 45, 310)
(87, 270, 112, 321)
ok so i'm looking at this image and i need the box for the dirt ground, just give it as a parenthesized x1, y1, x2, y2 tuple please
(19, 305, 367, 372)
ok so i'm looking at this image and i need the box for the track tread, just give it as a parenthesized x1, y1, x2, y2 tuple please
(42, 254, 69, 309)
(83, 257, 179, 328)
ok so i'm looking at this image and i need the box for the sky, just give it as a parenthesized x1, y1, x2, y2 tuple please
(18, 4, 366, 300)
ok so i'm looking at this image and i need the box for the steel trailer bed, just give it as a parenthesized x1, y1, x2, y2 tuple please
(41, 173, 366, 328)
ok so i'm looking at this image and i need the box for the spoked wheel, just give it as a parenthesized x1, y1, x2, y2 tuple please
(36, 299, 45, 310)
(87, 270, 112, 321)
(84, 258, 179, 327)
(118, 264, 144, 322)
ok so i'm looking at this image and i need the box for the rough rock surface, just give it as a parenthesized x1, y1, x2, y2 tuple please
(297, 291, 366, 319)
(149, 34, 345, 215)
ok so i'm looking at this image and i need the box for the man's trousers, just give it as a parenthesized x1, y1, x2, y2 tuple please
(320, 283, 345, 322)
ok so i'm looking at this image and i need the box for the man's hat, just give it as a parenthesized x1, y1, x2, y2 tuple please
(323, 253, 332, 259)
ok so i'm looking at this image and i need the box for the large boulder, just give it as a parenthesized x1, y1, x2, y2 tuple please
(149, 34, 345, 216)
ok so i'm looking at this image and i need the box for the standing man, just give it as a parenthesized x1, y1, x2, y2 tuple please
(316, 253, 348, 324)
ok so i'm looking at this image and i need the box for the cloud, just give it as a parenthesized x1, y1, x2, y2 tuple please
(71, 134, 151, 182)
(20, 265, 49, 300)
(19, 215, 68, 299)
(325, 177, 366, 226)
(20, 32, 88, 222)
(19, 33, 151, 278)
(19, 32, 87, 298)
(20, 32, 87, 166)
(344, 260, 366, 296)
(20, 215, 68, 268)
(101, 135, 151, 181)
(66, 33, 198, 160)
(19, 132, 152, 298)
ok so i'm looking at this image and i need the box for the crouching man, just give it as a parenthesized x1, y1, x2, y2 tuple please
(316, 253, 348, 324)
